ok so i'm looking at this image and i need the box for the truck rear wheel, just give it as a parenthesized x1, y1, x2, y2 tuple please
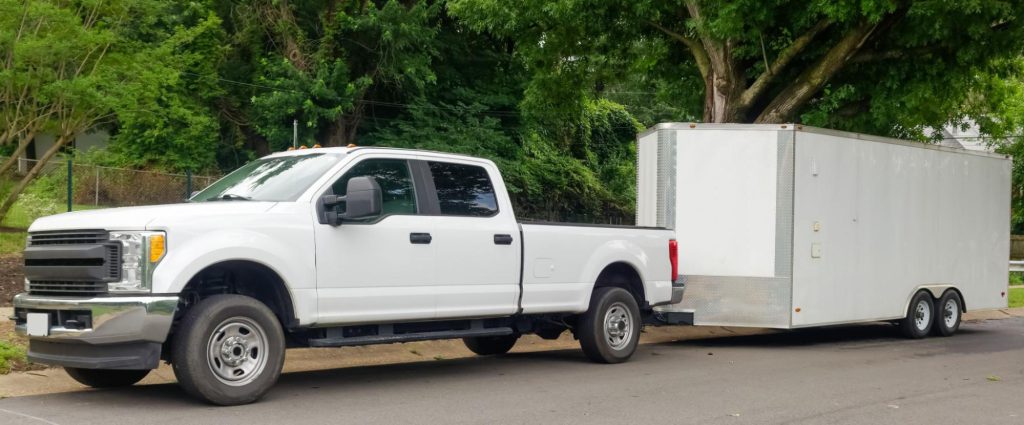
(171, 295, 285, 406)
(463, 335, 519, 355)
(899, 290, 934, 339)
(932, 290, 962, 337)
(578, 287, 641, 364)
(65, 367, 149, 388)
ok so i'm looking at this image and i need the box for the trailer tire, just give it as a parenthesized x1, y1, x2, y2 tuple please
(65, 367, 149, 388)
(578, 287, 641, 364)
(171, 295, 285, 406)
(932, 291, 962, 337)
(899, 290, 934, 339)
(463, 335, 519, 355)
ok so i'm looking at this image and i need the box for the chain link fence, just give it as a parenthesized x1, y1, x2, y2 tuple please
(69, 162, 220, 208)
(1, 156, 221, 254)
(1, 156, 220, 210)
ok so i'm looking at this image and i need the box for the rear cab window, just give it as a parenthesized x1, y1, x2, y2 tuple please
(427, 161, 498, 217)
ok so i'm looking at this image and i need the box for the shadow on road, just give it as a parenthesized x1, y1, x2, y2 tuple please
(666, 319, 1009, 353)
(6, 349, 593, 407)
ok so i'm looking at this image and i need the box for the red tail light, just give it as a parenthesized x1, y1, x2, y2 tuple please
(668, 239, 679, 282)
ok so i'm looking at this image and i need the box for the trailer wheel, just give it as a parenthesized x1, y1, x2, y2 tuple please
(463, 335, 519, 355)
(932, 291, 962, 337)
(65, 368, 149, 388)
(578, 287, 641, 364)
(171, 295, 285, 406)
(899, 290, 934, 339)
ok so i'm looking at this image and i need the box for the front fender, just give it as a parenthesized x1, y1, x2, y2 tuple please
(150, 228, 317, 324)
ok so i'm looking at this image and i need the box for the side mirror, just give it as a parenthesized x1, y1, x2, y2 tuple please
(320, 176, 382, 226)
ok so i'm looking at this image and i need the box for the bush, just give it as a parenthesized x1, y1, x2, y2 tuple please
(0, 339, 27, 374)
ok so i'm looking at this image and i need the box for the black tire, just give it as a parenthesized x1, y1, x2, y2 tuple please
(578, 287, 641, 364)
(171, 294, 285, 406)
(932, 290, 962, 337)
(899, 290, 935, 339)
(463, 334, 519, 355)
(65, 367, 149, 388)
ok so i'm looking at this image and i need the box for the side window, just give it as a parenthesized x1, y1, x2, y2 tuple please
(428, 161, 498, 217)
(333, 159, 417, 216)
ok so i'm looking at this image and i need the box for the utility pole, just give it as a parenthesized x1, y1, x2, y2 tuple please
(293, 119, 298, 149)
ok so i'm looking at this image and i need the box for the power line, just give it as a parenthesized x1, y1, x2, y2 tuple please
(180, 71, 521, 117)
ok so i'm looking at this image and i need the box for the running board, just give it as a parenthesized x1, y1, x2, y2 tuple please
(308, 327, 514, 347)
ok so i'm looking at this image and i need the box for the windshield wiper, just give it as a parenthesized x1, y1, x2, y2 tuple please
(210, 193, 252, 201)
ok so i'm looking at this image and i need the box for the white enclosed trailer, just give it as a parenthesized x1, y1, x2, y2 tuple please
(637, 123, 1011, 335)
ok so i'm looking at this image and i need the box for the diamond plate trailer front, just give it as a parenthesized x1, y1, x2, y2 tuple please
(638, 123, 1011, 329)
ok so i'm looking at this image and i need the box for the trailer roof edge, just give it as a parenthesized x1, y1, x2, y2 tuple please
(637, 123, 1011, 161)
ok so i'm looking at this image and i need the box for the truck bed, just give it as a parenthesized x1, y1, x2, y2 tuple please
(518, 221, 675, 314)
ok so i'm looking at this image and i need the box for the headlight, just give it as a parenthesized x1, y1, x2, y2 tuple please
(109, 231, 166, 293)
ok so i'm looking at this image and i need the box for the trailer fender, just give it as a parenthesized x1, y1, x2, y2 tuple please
(901, 284, 964, 315)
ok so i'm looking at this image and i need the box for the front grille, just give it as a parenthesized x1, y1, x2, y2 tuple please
(27, 281, 109, 296)
(26, 229, 118, 296)
(28, 230, 108, 246)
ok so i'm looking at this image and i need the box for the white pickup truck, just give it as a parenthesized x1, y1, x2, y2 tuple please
(13, 147, 680, 405)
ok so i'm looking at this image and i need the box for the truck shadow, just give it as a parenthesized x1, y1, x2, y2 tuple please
(6, 350, 593, 408)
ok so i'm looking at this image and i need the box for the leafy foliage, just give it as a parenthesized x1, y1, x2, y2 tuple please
(4, 0, 1024, 225)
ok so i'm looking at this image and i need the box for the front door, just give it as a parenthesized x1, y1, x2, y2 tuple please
(314, 157, 435, 324)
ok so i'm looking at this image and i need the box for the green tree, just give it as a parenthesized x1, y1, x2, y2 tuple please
(449, 0, 1024, 137)
(217, 0, 440, 151)
(0, 0, 213, 221)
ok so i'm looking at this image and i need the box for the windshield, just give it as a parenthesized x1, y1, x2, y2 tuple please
(193, 153, 344, 202)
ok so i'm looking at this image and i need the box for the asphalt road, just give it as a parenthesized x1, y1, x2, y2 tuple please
(2, 318, 1022, 425)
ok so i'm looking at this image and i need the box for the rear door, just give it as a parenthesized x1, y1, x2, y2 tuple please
(420, 159, 521, 318)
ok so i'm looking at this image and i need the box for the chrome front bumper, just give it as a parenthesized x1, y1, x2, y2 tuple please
(12, 293, 178, 345)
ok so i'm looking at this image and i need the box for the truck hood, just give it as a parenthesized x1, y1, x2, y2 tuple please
(28, 202, 278, 232)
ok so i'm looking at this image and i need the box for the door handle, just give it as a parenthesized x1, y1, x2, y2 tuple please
(410, 233, 432, 244)
(494, 234, 513, 245)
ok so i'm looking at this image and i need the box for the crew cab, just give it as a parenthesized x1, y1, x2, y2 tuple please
(12, 147, 680, 405)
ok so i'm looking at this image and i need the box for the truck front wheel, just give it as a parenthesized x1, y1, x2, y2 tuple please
(463, 335, 519, 355)
(65, 367, 149, 388)
(171, 295, 285, 406)
(578, 287, 641, 363)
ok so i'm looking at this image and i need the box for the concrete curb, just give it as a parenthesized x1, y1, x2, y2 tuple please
(1, 306, 1022, 399)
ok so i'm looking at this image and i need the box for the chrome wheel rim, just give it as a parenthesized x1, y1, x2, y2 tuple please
(914, 300, 931, 331)
(603, 302, 633, 351)
(943, 298, 959, 328)
(207, 317, 269, 386)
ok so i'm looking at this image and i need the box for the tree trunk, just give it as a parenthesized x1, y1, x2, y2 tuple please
(323, 111, 364, 147)
(754, 21, 877, 123)
(0, 130, 36, 176)
(702, 68, 745, 123)
(0, 134, 68, 223)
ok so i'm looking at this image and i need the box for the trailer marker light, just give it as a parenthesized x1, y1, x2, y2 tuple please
(795, 308, 801, 313)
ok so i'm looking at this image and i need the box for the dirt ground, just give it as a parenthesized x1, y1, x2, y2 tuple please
(0, 254, 22, 307)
